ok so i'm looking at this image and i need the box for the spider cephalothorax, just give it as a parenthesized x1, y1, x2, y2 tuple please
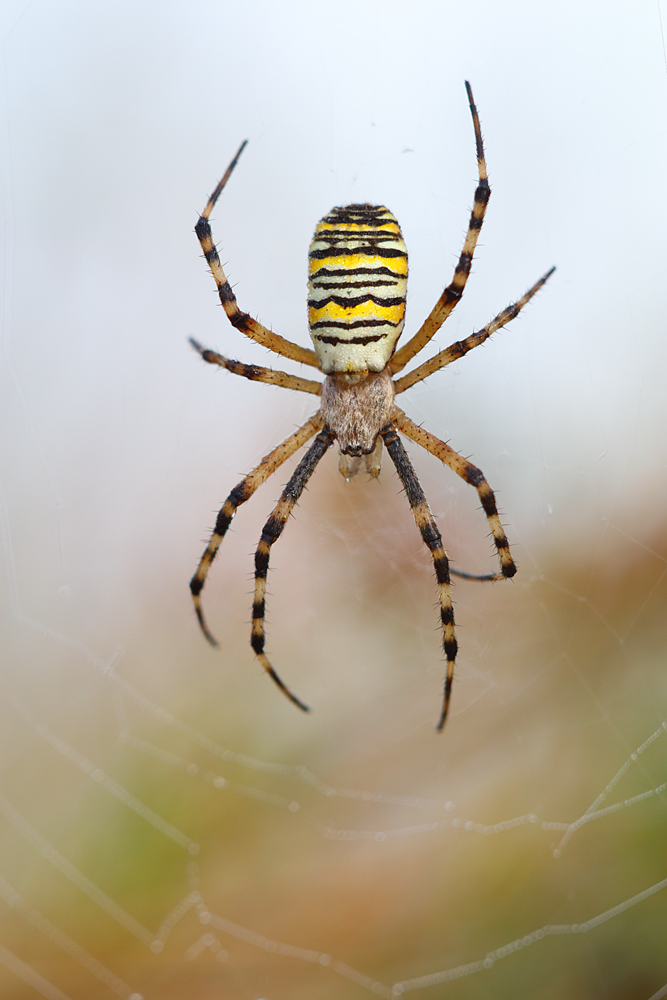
(189, 82, 554, 730)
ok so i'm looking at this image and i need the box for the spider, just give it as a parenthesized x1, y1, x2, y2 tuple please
(189, 82, 554, 731)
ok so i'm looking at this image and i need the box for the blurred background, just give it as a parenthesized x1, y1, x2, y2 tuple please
(1, 1, 667, 998)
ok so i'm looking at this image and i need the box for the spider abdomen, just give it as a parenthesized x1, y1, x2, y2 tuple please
(308, 205, 407, 374)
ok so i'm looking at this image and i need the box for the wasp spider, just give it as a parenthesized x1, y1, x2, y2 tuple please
(190, 82, 554, 731)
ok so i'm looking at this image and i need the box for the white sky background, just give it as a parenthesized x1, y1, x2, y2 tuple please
(2, 2, 667, 999)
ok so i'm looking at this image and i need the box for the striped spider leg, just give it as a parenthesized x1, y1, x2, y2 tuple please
(195, 140, 320, 370)
(390, 265, 557, 584)
(250, 426, 334, 711)
(189, 81, 554, 729)
(189, 412, 325, 708)
(381, 265, 554, 728)
(380, 421, 458, 731)
(392, 267, 556, 395)
(388, 80, 490, 375)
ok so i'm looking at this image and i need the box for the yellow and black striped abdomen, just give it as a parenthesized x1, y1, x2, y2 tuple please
(308, 205, 408, 374)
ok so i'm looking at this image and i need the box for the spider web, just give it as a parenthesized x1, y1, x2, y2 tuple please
(2, 2, 667, 999)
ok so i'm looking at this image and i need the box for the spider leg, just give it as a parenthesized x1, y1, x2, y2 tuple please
(189, 339, 322, 395)
(190, 413, 324, 646)
(196, 142, 320, 370)
(251, 427, 334, 712)
(380, 421, 457, 732)
(392, 407, 515, 580)
(390, 81, 490, 374)
(450, 567, 503, 582)
(394, 267, 555, 394)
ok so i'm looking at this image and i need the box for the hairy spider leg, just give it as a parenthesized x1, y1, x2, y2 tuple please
(380, 422, 456, 731)
(390, 81, 490, 373)
(393, 407, 516, 580)
(251, 427, 335, 711)
(394, 267, 556, 394)
(195, 141, 320, 369)
(190, 414, 324, 645)
(189, 338, 323, 395)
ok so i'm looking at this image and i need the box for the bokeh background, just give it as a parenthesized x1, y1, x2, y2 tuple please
(1, 1, 667, 998)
